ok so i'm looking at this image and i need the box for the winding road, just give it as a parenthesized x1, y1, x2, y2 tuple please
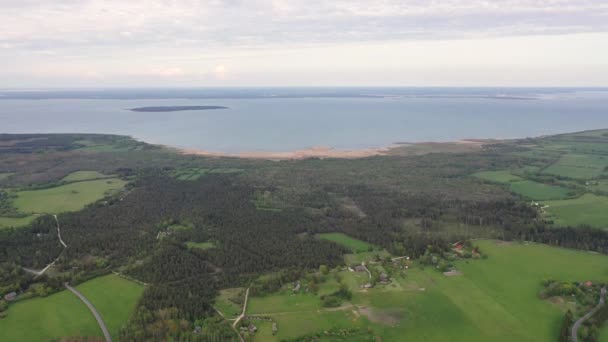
(572, 287, 606, 342)
(65, 283, 112, 342)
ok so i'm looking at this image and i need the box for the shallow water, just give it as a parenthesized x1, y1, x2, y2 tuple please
(1, 88, 607, 152)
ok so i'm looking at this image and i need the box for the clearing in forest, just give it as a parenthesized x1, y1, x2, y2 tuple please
(14, 178, 126, 213)
(509, 180, 571, 200)
(317, 233, 376, 253)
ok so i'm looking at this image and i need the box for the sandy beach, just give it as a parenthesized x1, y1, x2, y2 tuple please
(180, 139, 492, 160)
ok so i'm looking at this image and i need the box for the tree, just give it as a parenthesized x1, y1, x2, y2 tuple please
(559, 310, 573, 342)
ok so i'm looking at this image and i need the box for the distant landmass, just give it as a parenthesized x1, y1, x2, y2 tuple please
(129, 105, 228, 112)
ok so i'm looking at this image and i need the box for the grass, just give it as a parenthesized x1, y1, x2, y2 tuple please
(317, 233, 376, 253)
(0, 288, 101, 341)
(344, 250, 392, 265)
(14, 178, 127, 214)
(543, 193, 608, 228)
(0, 172, 14, 180)
(248, 290, 321, 314)
(244, 240, 608, 341)
(62, 171, 114, 182)
(76, 274, 145, 340)
(473, 170, 523, 183)
(543, 154, 608, 179)
(214, 288, 245, 319)
(186, 241, 215, 250)
(509, 180, 571, 200)
(0, 215, 37, 230)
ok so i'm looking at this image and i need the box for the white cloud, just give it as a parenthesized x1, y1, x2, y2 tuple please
(0, 1, 607, 86)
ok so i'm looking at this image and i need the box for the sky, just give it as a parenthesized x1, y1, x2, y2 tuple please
(1, 0, 608, 87)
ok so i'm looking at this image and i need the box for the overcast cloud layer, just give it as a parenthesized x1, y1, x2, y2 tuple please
(1, 0, 608, 87)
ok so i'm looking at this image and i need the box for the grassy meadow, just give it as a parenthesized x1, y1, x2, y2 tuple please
(76, 274, 145, 340)
(0, 172, 14, 180)
(245, 240, 608, 341)
(544, 194, 608, 229)
(0, 215, 37, 230)
(186, 241, 215, 250)
(62, 170, 114, 182)
(0, 287, 101, 341)
(543, 154, 608, 179)
(13, 178, 126, 214)
(214, 288, 245, 318)
(0, 274, 143, 341)
(317, 233, 376, 253)
(509, 180, 571, 200)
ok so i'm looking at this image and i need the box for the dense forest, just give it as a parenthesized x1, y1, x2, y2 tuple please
(1, 133, 608, 340)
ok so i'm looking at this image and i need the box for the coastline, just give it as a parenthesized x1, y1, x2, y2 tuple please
(178, 139, 492, 160)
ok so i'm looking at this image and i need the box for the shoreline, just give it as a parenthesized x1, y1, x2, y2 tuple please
(178, 139, 493, 160)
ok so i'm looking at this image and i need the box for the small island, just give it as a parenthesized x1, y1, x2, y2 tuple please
(128, 105, 228, 112)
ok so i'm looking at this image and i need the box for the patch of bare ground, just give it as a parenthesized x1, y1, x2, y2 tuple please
(496, 240, 514, 246)
(358, 306, 402, 326)
(443, 270, 462, 277)
(549, 296, 564, 305)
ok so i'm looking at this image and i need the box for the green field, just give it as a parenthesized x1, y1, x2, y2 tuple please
(14, 178, 127, 214)
(317, 233, 375, 253)
(214, 288, 245, 318)
(0, 274, 143, 341)
(62, 170, 114, 182)
(0, 215, 37, 230)
(509, 180, 571, 200)
(0, 288, 101, 341)
(543, 154, 608, 179)
(76, 274, 145, 340)
(473, 170, 523, 183)
(245, 240, 608, 341)
(0, 172, 14, 180)
(186, 241, 215, 250)
(543, 193, 608, 228)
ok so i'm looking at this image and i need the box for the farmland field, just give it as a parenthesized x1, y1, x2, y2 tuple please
(0, 288, 101, 341)
(543, 154, 608, 179)
(245, 240, 608, 341)
(76, 274, 145, 340)
(509, 180, 571, 200)
(13, 178, 127, 214)
(0, 215, 36, 230)
(473, 170, 522, 183)
(62, 170, 114, 182)
(317, 233, 375, 253)
(543, 194, 608, 228)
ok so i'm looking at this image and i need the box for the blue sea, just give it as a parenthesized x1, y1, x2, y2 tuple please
(0, 87, 607, 152)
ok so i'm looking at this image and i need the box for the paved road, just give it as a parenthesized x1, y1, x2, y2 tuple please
(65, 283, 113, 342)
(572, 287, 606, 342)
